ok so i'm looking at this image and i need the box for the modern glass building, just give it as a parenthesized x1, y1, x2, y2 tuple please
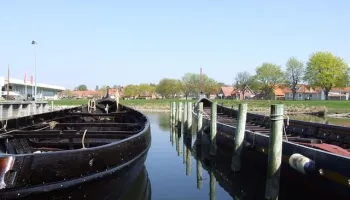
(0, 76, 65, 100)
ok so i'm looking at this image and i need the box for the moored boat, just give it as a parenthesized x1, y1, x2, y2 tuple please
(193, 97, 350, 198)
(0, 88, 151, 199)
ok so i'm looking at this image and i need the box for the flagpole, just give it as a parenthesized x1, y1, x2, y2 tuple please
(32, 40, 37, 100)
(24, 73, 27, 99)
(7, 65, 10, 100)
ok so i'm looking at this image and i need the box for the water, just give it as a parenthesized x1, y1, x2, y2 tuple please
(145, 112, 232, 200)
(136, 112, 349, 200)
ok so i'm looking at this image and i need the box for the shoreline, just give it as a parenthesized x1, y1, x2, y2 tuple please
(52, 105, 346, 118)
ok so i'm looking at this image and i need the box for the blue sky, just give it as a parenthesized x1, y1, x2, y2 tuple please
(1, 0, 349, 90)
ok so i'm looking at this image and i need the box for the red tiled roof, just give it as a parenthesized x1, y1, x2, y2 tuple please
(220, 86, 234, 96)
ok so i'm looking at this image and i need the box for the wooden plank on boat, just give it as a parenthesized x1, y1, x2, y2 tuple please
(54, 122, 141, 128)
(70, 112, 129, 117)
(0, 130, 135, 139)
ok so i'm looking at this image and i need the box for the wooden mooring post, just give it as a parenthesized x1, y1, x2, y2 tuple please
(231, 103, 248, 172)
(197, 102, 203, 142)
(171, 102, 176, 126)
(182, 102, 188, 134)
(51, 100, 54, 111)
(177, 102, 183, 128)
(210, 101, 217, 156)
(187, 102, 192, 134)
(265, 104, 284, 200)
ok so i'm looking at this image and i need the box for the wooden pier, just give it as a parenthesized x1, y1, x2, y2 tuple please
(170, 98, 350, 200)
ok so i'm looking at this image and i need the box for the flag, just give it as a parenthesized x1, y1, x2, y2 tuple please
(24, 73, 27, 84)
(30, 75, 33, 84)
(31, 40, 37, 45)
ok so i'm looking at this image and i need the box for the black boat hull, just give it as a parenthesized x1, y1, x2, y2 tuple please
(0, 99, 152, 200)
(0, 149, 149, 200)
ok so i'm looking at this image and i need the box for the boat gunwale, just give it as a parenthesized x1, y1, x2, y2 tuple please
(0, 103, 151, 157)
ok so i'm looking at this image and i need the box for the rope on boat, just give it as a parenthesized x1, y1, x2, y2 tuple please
(283, 115, 290, 141)
(88, 98, 97, 113)
(49, 121, 58, 129)
(0, 120, 8, 131)
(82, 129, 87, 149)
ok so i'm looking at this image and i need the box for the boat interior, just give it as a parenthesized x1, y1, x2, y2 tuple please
(0, 99, 146, 154)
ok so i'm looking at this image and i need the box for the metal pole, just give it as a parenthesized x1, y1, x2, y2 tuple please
(7, 65, 10, 100)
(34, 46, 37, 100)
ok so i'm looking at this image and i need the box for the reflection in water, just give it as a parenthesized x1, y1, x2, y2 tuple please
(119, 165, 152, 200)
(196, 159, 203, 190)
(145, 112, 350, 200)
(185, 137, 192, 176)
(210, 170, 216, 200)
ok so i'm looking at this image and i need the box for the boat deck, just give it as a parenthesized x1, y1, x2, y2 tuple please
(0, 109, 144, 154)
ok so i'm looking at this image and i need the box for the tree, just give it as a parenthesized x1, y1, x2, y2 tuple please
(123, 84, 139, 98)
(255, 63, 285, 99)
(76, 84, 88, 91)
(234, 71, 253, 99)
(138, 83, 155, 96)
(285, 57, 304, 100)
(156, 78, 182, 98)
(59, 89, 73, 97)
(304, 51, 349, 100)
(181, 73, 199, 99)
(203, 78, 220, 96)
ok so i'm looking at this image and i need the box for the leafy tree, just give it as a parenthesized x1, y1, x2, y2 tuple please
(234, 71, 253, 99)
(76, 84, 88, 91)
(285, 57, 305, 100)
(123, 84, 139, 98)
(304, 51, 349, 100)
(156, 78, 182, 98)
(138, 83, 156, 97)
(181, 73, 219, 98)
(60, 89, 73, 97)
(255, 63, 285, 99)
(181, 73, 199, 99)
(203, 78, 220, 97)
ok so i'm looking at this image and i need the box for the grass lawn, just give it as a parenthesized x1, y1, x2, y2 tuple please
(52, 98, 350, 114)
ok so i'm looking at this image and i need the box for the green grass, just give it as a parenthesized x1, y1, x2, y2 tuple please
(52, 99, 350, 114)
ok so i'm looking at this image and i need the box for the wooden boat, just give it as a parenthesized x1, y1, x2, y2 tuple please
(0, 89, 151, 199)
(193, 98, 350, 198)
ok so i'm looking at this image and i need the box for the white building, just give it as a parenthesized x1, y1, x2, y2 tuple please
(0, 76, 65, 100)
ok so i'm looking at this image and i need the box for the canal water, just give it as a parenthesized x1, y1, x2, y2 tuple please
(128, 112, 350, 200)
(145, 112, 232, 200)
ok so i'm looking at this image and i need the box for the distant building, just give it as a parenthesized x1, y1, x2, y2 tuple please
(217, 86, 234, 99)
(0, 76, 65, 100)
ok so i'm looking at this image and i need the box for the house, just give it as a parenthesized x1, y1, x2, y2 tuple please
(284, 85, 350, 100)
(231, 86, 255, 100)
(316, 87, 350, 100)
(217, 86, 234, 99)
(284, 84, 318, 100)
(253, 86, 285, 100)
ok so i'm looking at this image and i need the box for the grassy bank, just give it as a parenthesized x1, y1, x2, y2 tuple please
(52, 99, 350, 115)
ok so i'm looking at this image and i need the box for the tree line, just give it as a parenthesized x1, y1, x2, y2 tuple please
(234, 51, 349, 100)
(67, 51, 348, 100)
(122, 73, 222, 99)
